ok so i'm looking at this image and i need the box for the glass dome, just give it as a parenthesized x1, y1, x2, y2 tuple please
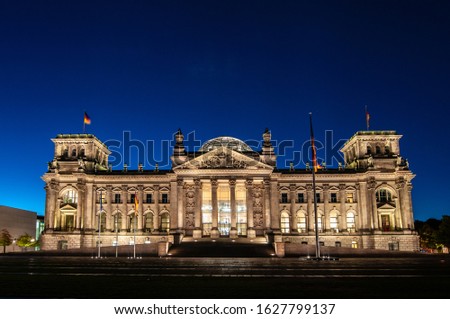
(199, 136, 253, 152)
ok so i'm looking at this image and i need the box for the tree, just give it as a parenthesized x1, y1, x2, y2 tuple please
(16, 233, 37, 251)
(0, 229, 13, 253)
(415, 218, 441, 250)
(436, 215, 450, 249)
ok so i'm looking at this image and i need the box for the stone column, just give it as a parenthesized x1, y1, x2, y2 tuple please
(367, 179, 378, 230)
(210, 179, 219, 238)
(106, 185, 113, 231)
(45, 182, 58, 229)
(323, 184, 329, 232)
(355, 183, 361, 231)
(169, 181, 178, 232)
(193, 179, 202, 239)
(290, 184, 297, 233)
(246, 179, 256, 238)
(264, 179, 271, 230)
(154, 185, 160, 231)
(339, 184, 346, 231)
(76, 181, 85, 230)
(229, 179, 238, 238)
(406, 183, 414, 230)
(270, 180, 280, 233)
(138, 185, 144, 231)
(358, 182, 369, 231)
(177, 179, 184, 231)
(85, 184, 94, 231)
(121, 185, 128, 232)
(306, 184, 314, 232)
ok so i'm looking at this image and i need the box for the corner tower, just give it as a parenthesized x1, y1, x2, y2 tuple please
(48, 134, 110, 173)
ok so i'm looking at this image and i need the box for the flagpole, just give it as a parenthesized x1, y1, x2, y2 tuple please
(133, 192, 137, 259)
(365, 105, 370, 130)
(98, 191, 102, 258)
(309, 113, 321, 259)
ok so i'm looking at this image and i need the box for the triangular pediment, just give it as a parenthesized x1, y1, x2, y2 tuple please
(377, 202, 396, 210)
(60, 203, 77, 211)
(173, 147, 273, 170)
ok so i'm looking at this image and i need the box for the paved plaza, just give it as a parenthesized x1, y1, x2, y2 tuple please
(1, 252, 449, 298)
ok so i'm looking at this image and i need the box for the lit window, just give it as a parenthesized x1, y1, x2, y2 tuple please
(62, 189, 78, 204)
(376, 189, 392, 202)
(346, 192, 354, 203)
(281, 211, 290, 233)
(296, 211, 307, 232)
(329, 211, 338, 230)
(346, 211, 356, 230)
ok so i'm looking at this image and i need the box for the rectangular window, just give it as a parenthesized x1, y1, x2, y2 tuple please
(388, 242, 399, 251)
(114, 194, 121, 204)
(330, 193, 337, 203)
(346, 193, 354, 203)
(161, 193, 169, 203)
(297, 193, 304, 203)
(335, 241, 341, 247)
(315, 193, 321, 203)
(146, 193, 152, 203)
(281, 193, 288, 203)
(130, 193, 135, 204)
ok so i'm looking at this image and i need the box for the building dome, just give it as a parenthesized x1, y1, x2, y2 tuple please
(199, 136, 253, 152)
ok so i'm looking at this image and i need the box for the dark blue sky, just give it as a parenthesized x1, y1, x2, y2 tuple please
(0, 0, 449, 221)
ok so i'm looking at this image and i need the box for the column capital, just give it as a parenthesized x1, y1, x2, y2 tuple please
(229, 179, 236, 187)
(194, 178, 202, 189)
(177, 178, 184, 187)
(211, 178, 218, 188)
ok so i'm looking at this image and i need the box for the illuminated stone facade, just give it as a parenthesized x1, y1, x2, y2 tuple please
(41, 130, 419, 252)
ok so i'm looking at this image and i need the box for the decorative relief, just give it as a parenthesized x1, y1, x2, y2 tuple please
(253, 185, 264, 227)
(185, 185, 195, 229)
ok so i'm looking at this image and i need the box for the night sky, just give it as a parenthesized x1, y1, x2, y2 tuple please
(0, 0, 449, 221)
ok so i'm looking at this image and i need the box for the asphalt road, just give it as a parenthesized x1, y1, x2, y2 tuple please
(1, 255, 449, 298)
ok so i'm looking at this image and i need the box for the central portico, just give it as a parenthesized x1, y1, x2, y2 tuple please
(171, 131, 277, 239)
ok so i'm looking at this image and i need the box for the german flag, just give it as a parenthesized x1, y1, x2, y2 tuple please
(84, 112, 91, 125)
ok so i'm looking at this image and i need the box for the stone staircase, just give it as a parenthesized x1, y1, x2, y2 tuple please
(168, 237, 275, 257)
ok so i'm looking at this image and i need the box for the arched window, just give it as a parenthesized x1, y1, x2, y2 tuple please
(329, 211, 338, 230)
(314, 211, 323, 232)
(367, 145, 372, 155)
(113, 212, 122, 232)
(79, 148, 85, 157)
(160, 212, 170, 233)
(376, 145, 381, 154)
(385, 145, 390, 154)
(296, 211, 307, 232)
(71, 148, 77, 157)
(63, 148, 69, 157)
(145, 213, 153, 232)
(97, 211, 106, 232)
(376, 189, 392, 202)
(62, 189, 78, 204)
(280, 211, 290, 233)
(346, 211, 356, 230)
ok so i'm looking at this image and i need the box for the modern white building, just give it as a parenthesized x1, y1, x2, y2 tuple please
(40, 129, 419, 252)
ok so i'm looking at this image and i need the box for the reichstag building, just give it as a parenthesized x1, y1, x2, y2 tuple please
(41, 129, 418, 252)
